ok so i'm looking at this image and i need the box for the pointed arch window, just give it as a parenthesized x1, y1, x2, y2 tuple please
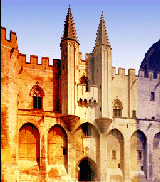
(113, 99, 123, 117)
(30, 84, 44, 110)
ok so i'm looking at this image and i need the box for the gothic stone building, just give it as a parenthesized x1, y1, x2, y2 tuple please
(1, 6, 160, 182)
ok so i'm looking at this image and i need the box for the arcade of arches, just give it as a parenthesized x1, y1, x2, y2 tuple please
(17, 121, 160, 181)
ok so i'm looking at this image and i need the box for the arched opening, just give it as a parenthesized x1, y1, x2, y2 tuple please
(19, 123, 40, 165)
(81, 122, 99, 138)
(48, 125, 67, 171)
(107, 129, 124, 172)
(130, 130, 147, 177)
(153, 132, 160, 181)
(78, 157, 96, 181)
(80, 123, 100, 157)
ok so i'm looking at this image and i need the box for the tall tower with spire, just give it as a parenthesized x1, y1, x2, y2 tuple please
(61, 6, 80, 115)
(89, 12, 112, 119)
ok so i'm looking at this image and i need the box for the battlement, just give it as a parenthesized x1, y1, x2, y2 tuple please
(1, 27, 18, 48)
(18, 53, 53, 71)
(138, 69, 160, 81)
(112, 67, 136, 78)
(118, 67, 125, 76)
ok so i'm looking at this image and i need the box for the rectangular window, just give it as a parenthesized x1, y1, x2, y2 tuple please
(141, 166, 143, 171)
(38, 97, 42, 109)
(33, 96, 37, 109)
(83, 128, 88, 137)
(83, 127, 91, 137)
(63, 148, 66, 155)
(88, 128, 91, 136)
(113, 109, 121, 117)
(132, 110, 136, 117)
(117, 109, 121, 117)
(151, 92, 155, 101)
(33, 96, 42, 109)
(86, 85, 88, 92)
(112, 150, 116, 159)
(113, 109, 117, 117)
(138, 150, 142, 160)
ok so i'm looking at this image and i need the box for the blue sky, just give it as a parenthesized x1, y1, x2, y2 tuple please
(2, 0, 160, 74)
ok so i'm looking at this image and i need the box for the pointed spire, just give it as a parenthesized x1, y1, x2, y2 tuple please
(62, 5, 78, 43)
(95, 12, 111, 47)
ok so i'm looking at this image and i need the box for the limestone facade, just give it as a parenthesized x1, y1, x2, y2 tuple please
(1, 6, 160, 182)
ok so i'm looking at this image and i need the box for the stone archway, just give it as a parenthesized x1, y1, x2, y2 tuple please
(130, 130, 147, 177)
(78, 157, 96, 181)
(48, 124, 68, 170)
(19, 123, 40, 165)
(107, 129, 124, 172)
(18, 123, 40, 182)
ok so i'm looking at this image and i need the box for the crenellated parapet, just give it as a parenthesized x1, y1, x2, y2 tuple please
(111, 67, 137, 118)
(112, 67, 136, 79)
(1, 27, 18, 49)
(1, 27, 53, 71)
(18, 53, 53, 71)
(138, 69, 160, 81)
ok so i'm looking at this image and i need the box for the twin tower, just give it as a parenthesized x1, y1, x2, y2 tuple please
(61, 6, 112, 120)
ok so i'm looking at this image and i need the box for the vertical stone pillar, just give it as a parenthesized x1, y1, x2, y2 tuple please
(124, 138, 131, 182)
(148, 138, 153, 182)
(9, 52, 18, 165)
(100, 134, 107, 182)
(68, 131, 76, 180)
(40, 123, 47, 182)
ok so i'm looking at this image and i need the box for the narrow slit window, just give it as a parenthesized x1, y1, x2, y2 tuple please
(151, 92, 155, 101)
(112, 150, 116, 159)
(138, 150, 142, 160)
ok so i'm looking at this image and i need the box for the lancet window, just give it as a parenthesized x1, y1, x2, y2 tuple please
(30, 84, 44, 109)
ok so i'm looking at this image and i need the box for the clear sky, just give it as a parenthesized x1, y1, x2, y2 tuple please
(2, 0, 160, 74)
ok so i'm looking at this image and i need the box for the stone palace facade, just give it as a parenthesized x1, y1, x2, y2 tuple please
(1, 6, 160, 182)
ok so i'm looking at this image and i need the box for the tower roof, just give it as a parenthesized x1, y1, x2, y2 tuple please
(95, 12, 111, 47)
(62, 5, 79, 43)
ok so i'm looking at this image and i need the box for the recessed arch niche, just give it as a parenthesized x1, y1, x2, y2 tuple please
(19, 123, 40, 165)
(107, 129, 124, 172)
(130, 130, 147, 177)
(48, 124, 68, 170)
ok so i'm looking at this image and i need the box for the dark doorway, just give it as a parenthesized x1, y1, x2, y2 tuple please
(79, 158, 95, 181)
